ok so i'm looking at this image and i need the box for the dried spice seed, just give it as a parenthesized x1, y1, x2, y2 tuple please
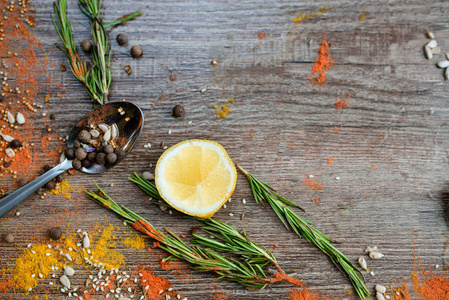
(80, 39, 92, 53)
(49, 227, 62, 240)
(124, 65, 132, 75)
(73, 139, 81, 148)
(95, 153, 106, 165)
(116, 33, 128, 45)
(10, 139, 21, 148)
(72, 159, 82, 170)
(106, 153, 117, 164)
(437, 60, 449, 68)
(82, 159, 91, 168)
(77, 130, 91, 143)
(375, 285, 386, 293)
(369, 251, 384, 259)
(75, 148, 87, 160)
(4, 232, 14, 243)
(130, 45, 142, 58)
(103, 144, 114, 154)
(172, 105, 185, 118)
(87, 152, 97, 162)
(45, 181, 56, 190)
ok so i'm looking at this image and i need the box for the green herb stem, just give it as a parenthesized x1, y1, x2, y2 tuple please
(104, 11, 142, 28)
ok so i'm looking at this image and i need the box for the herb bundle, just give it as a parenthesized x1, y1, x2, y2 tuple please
(237, 165, 370, 299)
(86, 183, 297, 289)
(52, 0, 141, 104)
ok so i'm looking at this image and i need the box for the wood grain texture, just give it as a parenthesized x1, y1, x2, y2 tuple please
(1, 0, 449, 299)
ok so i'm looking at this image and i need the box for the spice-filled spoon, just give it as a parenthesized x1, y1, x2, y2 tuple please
(0, 101, 144, 217)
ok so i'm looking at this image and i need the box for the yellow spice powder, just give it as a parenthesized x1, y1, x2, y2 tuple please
(123, 231, 146, 249)
(49, 179, 79, 199)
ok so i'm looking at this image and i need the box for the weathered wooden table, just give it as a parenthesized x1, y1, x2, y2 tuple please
(1, 0, 449, 299)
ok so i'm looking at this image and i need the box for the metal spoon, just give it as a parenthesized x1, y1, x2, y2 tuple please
(0, 101, 144, 217)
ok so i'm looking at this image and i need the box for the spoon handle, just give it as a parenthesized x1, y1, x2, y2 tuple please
(0, 159, 72, 218)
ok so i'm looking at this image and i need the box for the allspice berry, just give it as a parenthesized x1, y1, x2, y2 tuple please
(115, 148, 125, 160)
(103, 144, 114, 154)
(95, 153, 106, 165)
(73, 139, 81, 149)
(80, 39, 92, 53)
(72, 159, 82, 170)
(106, 153, 117, 164)
(82, 159, 91, 168)
(172, 105, 185, 118)
(4, 233, 14, 243)
(10, 139, 21, 148)
(77, 130, 91, 143)
(116, 33, 128, 46)
(130, 45, 142, 58)
(65, 148, 75, 160)
(49, 227, 62, 240)
(45, 181, 56, 190)
(87, 152, 97, 162)
(75, 147, 87, 160)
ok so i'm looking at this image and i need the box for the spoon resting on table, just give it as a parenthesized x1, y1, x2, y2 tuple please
(0, 101, 144, 217)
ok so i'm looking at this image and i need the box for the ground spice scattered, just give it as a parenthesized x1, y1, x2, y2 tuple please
(212, 292, 229, 300)
(257, 32, 267, 40)
(289, 287, 330, 300)
(303, 177, 324, 190)
(334, 92, 350, 110)
(213, 98, 234, 119)
(293, 7, 332, 23)
(327, 157, 335, 165)
(272, 272, 303, 287)
(308, 34, 333, 86)
(123, 231, 146, 249)
(49, 179, 79, 199)
(412, 268, 449, 300)
(87, 223, 125, 269)
(138, 265, 172, 300)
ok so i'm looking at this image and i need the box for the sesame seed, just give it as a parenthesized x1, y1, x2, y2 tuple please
(229, 213, 234, 217)
(335, 176, 340, 180)
(308, 174, 314, 178)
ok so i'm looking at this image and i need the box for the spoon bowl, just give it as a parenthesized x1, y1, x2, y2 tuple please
(0, 101, 144, 217)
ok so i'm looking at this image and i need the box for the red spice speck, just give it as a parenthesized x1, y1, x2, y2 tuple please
(334, 93, 350, 110)
(327, 157, 335, 165)
(303, 178, 324, 190)
(257, 32, 267, 40)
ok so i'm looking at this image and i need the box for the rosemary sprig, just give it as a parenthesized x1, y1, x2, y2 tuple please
(52, 0, 102, 104)
(104, 11, 142, 28)
(128, 172, 162, 200)
(86, 184, 276, 289)
(237, 165, 370, 300)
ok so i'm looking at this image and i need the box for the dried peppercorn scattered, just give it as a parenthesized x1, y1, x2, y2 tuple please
(106, 153, 117, 164)
(65, 148, 75, 160)
(172, 105, 185, 118)
(10, 139, 21, 148)
(87, 152, 96, 162)
(72, 159, 82, 170)
(131, 45, 142, 58)
(103, 145, 114, 154)
(4, 233, 14, 243)
(49, 227, 62, 240)
(124, 65, 132, 75)
(77, 130, 91, 143)
(95, 153, 106, 165)
(75, 148, 87, 160)
(80, 39, 92, 53)
(116, 33, 128, 45)
(45, 181, 56, 190)
(44, 165, 51, 172)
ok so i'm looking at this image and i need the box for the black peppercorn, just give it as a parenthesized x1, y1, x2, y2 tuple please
(72, 159, 82, 170)
(49, 114, 56, 120)
(172, 105, 185, 118)
(82, 159, 91, 168)
(115, 148, 126, 160)
(49, 227, 62, 240)
(103, 144, 114, 154)
(45, 181, 56, 190)
(73, 139, 81, 149)
(116, 33, 128, 46)
(106, 153, 117, 164)
(55, 175, 63, 183)
(95, 146, 103, 153)
(80, 39, 92, 53)
(75, 148, 87, 160)
(95, 153, 106, 165)
(65, 148, 75, 160)
(130, 45, 142, 58)
(10, 139, 21, 148)
(4, 233, 14, 243)
(44, 165, 51, 172)
(77, 130, 91, 143)
(3, 162, 9, 168)
(87, 152, 97, 162)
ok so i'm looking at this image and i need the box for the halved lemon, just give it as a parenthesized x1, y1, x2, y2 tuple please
(155, 139, 237, 218)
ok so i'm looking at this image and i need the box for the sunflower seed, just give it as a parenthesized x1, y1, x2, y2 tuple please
(112, 123, 119, 138)
(99, 124, 109, 132)
(16, 112, 25, 124)
(376, 292, 386, 300)
(1, 134, 14, 142)
(437, 60, 449, 68)
(432, 47, 441, 55)
(64, 266, 75, 276)
(427, 32, 435, 39)
(60, 153, 66, 163)
(358, 257, 367, 270)
(103, 129, 111, 142)
(424, 46, 433, 60)
(369, 251, 384, 259)
(65, 253, 73, 261)
(375, 284, 386, 293)
(427, 40, 437, 48)
(60, 275, 71, 288)
(5, 148, 15, 158)
(90, 130, 100, 138)
(445, 67, 449, 80)
(143, 171, 155, 180)
(365, 245, 377, 252)
(7, 111, 15, 123)
(83, 235, 90, 249)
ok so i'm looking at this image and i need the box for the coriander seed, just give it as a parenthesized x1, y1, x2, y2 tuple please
(80, 39, 92, 53)
(4, 232, 14, 243)
(130, 45, 142, 58)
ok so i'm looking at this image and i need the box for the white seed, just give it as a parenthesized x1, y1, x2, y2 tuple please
(370, 271, 375, 276)
(335, 176, 341, 180)
(427, 32, 435, 39)
(28, 288, 32, 292)
(5, 148, 15, 158)
(46, 253, 51, 256)
(31, 274, 35, 278)
(445, 67, 449, 80)
(369, 251, 384, 259)
(308, 174, 314, 178)
(31, 250, 36, 254)
(16, 112, 25, 124)
(60, 153, 66, 163)
(49, 282, 54, 285)
(358, 257, 367, 270)
(143, 171, 155, 180)
(83, 235, 90, 249)
(375, 284, 386, 293)
(103, 129, 111, 142)
(112, 123, 119, 138)
(229, 213, 234, 216)
(223, 204, 226, 208)
(376, 292, 386, 300)
(1, 134, 14, 142)
(64, 266, 75, 276)
(60, 275, 71, 289)
(99, 124, 109, 132)
(432, 47, 441, 55)
(365, 246, 377, 252)
(446, 53, 449, 60)
(427, 40, 437, 48)
(436, 264, 440, 269)
(65, 253, 73, 261)
(188, 120, 192, 124)
(39, 273, 43, 278)
(168, 129, 172, 135)
(7, 111, 15, 123)
(424, 46, 433, 60)
(437, 60, 449, 68)
(15, 211, 20, 216)
(90, 129, 100, 138)
(163, 146, 168, 150)
(200, 88, 207, 93)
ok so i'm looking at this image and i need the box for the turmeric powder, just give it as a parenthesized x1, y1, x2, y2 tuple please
(308, 34, 333, 86)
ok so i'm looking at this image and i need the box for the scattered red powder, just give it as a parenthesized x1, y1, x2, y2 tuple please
(138, 265, 172, 300)
(327, 157, 335, 165)
(289, 287, 329, 300)
(257, 32, 267, 40)
(333, 127, 339, 132)
(412, 268, 449, 300)
(303, 178, 324, 190)
(308, 34, 333, 86)
(273, 244, 277, 251)
(272, 272, 303, 287)
(212, 292, 229, 300)
(334, 93, 350, 110)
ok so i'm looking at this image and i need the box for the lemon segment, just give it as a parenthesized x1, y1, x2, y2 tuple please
(155, 139, 237, 218)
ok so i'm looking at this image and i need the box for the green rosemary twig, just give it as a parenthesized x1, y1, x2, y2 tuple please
(237, 165, 370, 300)
(86, 184, 277, 289)
(104, 11, 142, 28)
(128, 172, 162, 200)
(52, 0, 103, 104)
